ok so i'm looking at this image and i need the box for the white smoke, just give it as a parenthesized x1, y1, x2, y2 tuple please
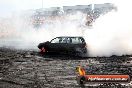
(84, 1, 132, 56)
(0, 11, 86, 50)
(1, 0, 132, 57)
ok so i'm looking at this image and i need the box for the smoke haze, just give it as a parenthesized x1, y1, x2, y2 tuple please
(0, 0, 132, 56)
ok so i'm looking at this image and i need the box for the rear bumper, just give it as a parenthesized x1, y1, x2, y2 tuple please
(38, 43, 44, 49)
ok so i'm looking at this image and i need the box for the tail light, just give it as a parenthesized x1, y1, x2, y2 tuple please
(41, 47, 46, 53)
(83, 43, 87, 48)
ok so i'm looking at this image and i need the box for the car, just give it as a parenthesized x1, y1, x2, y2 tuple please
(38, 36, 88, 57)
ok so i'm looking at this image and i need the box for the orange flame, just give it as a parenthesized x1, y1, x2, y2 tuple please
(76, 66, 86, 76)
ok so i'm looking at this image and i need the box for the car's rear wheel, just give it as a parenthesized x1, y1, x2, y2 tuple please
(75, 48, 88, 57)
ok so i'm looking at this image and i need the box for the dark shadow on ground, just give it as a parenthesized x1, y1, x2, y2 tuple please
(37, 52, 89, 60)
(36, 51, 132, 61)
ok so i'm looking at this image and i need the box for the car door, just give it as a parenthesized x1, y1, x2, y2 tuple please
(48, 37, 63, 52)
(64, 37, 75, 53)
(59, 37, 69, 53)
(67, 37, 85, 53)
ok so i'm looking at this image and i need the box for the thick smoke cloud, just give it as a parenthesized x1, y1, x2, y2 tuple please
(0, 0, 132, 57)
(0, 12, 86, 50)
(84, 1, 132, 56)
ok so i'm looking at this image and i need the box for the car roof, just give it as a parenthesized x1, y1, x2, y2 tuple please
(57, 36, 84, 38)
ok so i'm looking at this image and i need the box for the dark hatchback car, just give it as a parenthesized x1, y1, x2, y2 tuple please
(38, 36, 87, 57)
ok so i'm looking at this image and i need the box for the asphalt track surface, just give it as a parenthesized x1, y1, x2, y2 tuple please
(0, 47, 132, 88)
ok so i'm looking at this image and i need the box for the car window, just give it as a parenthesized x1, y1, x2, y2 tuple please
(61, 37, 67, 43)
(50, 38, 60, 43)
(61, 37, 74, 43)
(71, 37, 83, 44)
(67, 38, 72, 43)
(50, 37, 84, 44)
